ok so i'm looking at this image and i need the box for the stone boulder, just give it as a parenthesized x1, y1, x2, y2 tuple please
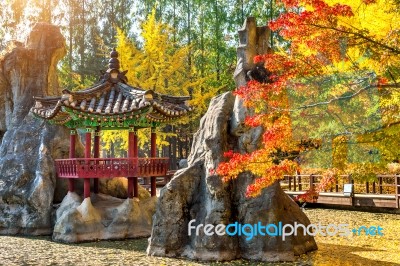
(0, 23, 70, 235)
(52, 193, 157, 243)
(147, 17, 318, 262)
(98, 178, 151, 199)
(178, 159, 188, 169)
(53, 179, 156, 243)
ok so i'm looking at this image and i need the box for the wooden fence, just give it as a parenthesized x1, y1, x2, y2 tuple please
(281, 174, 400, 209)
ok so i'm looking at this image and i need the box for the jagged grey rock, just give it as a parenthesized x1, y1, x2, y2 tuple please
(147, 18, 318, 262)
(52, 193, 157, 243)
(232, 176, 317, 261)
(0, 23, 70, 235)
(148, 92, 237, 261)
(231, 17, 270, 153)
(53, 178, 155, 242)
(178, 159, 188, 169)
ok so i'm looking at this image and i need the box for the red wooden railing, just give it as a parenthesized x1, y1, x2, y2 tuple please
(55, 157, 169, 178)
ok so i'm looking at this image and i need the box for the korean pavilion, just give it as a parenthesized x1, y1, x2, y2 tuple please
(30, 49, 192, 198)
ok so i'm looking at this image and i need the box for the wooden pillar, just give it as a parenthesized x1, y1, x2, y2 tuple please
(84, 128, 92, 199)
(134, 129, 138, 157)
(133, 177, 138, 197)
(151, 127, 157, 197)
(133, 128, 138, 197)
(348, 175, 354, 206)
(296, 170, 301, 191)
(68, 129, 76, 192)
(143, 128, 150, 186)
(395, 175, 400, 209)
(298, 175, 302, 191)
(309, 175, 314, 190)
(93, 127, 100, 194)
(293, 175, 297, 192)
(127, 127, 135, 198)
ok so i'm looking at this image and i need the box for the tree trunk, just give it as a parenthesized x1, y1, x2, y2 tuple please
(185, 134, 189, 158)
(79, 0, 85, 84)
(178, 136, 183, 159)
(270, 0, 274, 48)
(171, 126, 177, 169)
(68, 0, 74, 69)
(187, 0, 191, 69)
(110, 141, 115, 158)
(200, 4, 205, 87)
(173, 0, 176, 43)
(214, 0, 220, 80)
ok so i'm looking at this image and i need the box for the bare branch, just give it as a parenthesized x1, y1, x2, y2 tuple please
(269, 83, 400, 112)
(306, 23, 400, 55)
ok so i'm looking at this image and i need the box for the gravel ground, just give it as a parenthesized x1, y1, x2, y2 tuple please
(0, 208, 399, 266)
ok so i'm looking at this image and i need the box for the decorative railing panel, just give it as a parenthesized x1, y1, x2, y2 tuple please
(55, 158, 169, 178)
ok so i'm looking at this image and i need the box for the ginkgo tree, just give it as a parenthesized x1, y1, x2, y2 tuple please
(102, 9, 219, 156)
(217, 0, 400, 200)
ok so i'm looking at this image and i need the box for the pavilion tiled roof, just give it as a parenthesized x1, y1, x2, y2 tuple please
(31, 49, 192, 128)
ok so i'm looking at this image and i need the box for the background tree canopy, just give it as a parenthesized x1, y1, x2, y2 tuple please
(3, 0, 400, 190)
(0, 0, 278, 162)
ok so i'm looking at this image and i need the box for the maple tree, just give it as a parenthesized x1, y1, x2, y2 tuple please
(217, 0, 400, 199)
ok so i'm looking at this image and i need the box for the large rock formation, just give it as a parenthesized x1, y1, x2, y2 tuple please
(231, 17, 270, 153)
(52, 179, 157, 243)
(147, 18, 317, 262)
(53, 192, 157, 243)
(0, 23, 70, 235)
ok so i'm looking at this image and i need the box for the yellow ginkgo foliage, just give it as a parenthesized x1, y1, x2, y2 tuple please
(324, 0, 400, 74)
(101, 9, 218, 154)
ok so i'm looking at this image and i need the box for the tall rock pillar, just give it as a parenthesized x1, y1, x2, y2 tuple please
(0, 23, 69, 235)
(147, 18, 317, 262)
